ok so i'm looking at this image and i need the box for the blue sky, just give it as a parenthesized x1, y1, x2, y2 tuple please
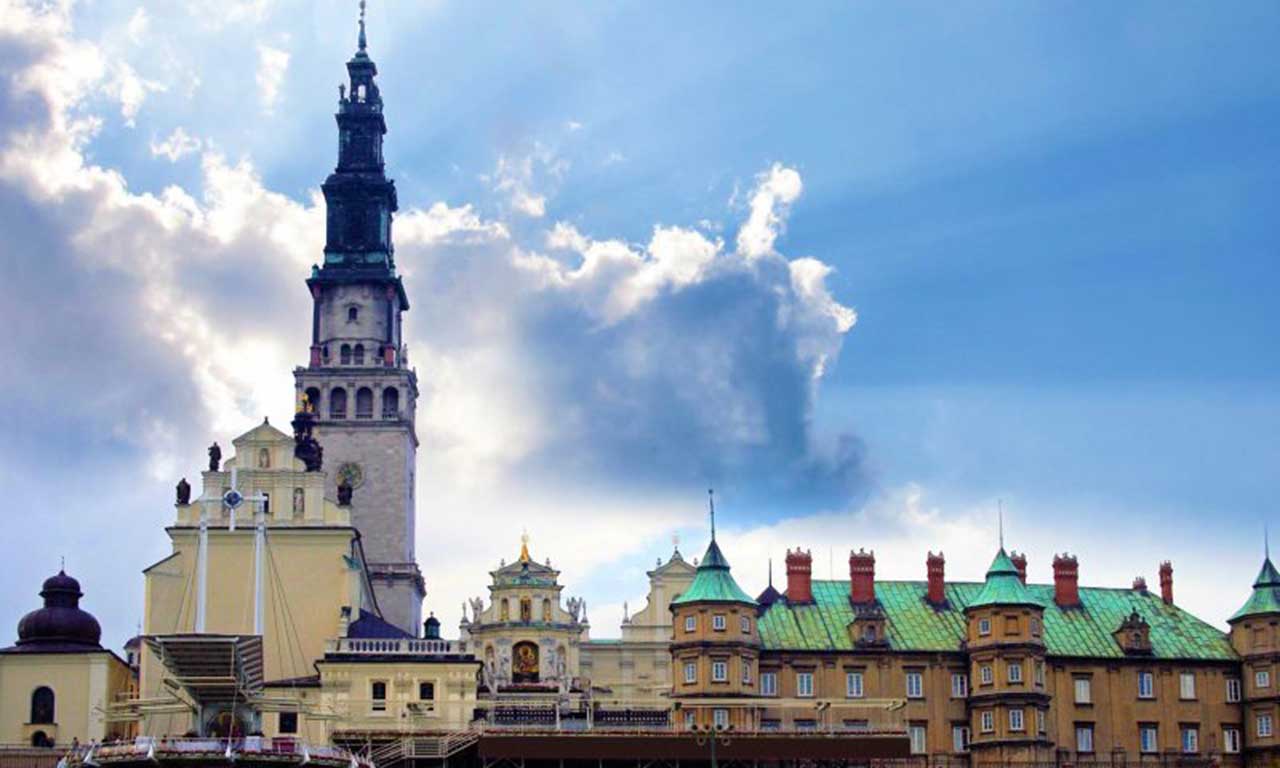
(1, 1, 1278, 647)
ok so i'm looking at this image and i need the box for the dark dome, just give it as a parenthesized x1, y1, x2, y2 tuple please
(15, 570, 102, 651)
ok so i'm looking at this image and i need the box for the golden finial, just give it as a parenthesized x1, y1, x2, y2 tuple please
(519, 529, 531, 563)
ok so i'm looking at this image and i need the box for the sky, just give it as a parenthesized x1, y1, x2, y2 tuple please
(1, 0, 1278, 650)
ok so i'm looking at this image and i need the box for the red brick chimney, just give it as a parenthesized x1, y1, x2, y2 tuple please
(1010, 551, 1028, 584)
(1053, 553, 1080, 607)
(1132, 576, 1148, 592)
(849, 549, 876, 605)
(785, 548, 813, 604)
(1159, 561, 1173, 605)
(926, 551, 946, 604)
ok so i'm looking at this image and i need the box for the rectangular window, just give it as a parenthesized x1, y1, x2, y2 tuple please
(794, 718, 818, 731)
(278, 712, 298, 734)
(1008, 661, 1023, 684)
(980, 664, 993, 685)
(1139, 724, 1157, 753)
(760, 718, 781, 731)
(909, 724, 927, 755)
(796, 671, 814, 698)
(684, 662, 697, 684)
(1227, 678, 1242, 702)
(1181, 725, 1199, 754)
(1076, 724, 1094, 754)
(418, 681, 434, 701)
(741, 659, 752, 685)
(761, 671, 777, 696)
(684, 710, 695, 729)
(371, 681, 387, 712)
(952, 725, 971, 753)
(1030, 617, 1042, 636)
(842, 719, 870, 732)
(978, 618, 991, 636)
(684, 615, 696, 633)
(1035, 661, 1045, 687)
(1009, 708, 1024, 732)
(1224, 726, 1241, 754)
(1179, 671, 1196, 700)
(906, 671, 923, 699)
(846, 671, 864, 698)
(712, 661, 728, 682)
(713, 709, 729, 729)
(1074, 677, 1092, 704)
(1036, 708, 1046, 735)
(740, 615, 751, 634)
(1259, 713, 1274, 739)
(951, 673, 968, 698)
(1138, 671, 1154, 699)
(712, 614, 726, 631)
(1257, 669, 1272, 689)
(980, 710, 994, 733)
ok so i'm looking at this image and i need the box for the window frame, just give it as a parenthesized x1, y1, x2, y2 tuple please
(846, 670, 864, 699)
(908, 723, 927, 755)
(684, 661, 697, 684)
(951, 672, 968, 699)
(684, 615, 696, 633)
(1179, 671, 1197, 700)
(977, 617, 991, 636)
(418, 681, 435, 701)
(979, 664, 994, 686)
(1181, 725, 1199, 754)
(1075, 724, 1095, 754)
(740, 615, 750, 634)
(1007, 660, 1023, 684)
(796, 671, 815, 698)
(761, 671, 778, 697)
(1223, 726, 1241, 754)
(1256, 668, 1272, 689)
(1074, 676, 1093, 705)
(979, 710, 994, 734)
(712, 614, 727, 631)
(1139, 724, 1157, 754)
(370, 680, 388, 713)
(905, 670, 924, 699)
(278, 711, 298, 735)
(711, 660, 728, 682)
(1138, 670, 1154, 700)
(1259, 713, 1274, 739)
(1227, 677, 1242, 703)
(952, 724, 971, 753)
(713, 708, 729, 729)
(1009, 708, 1025, 732)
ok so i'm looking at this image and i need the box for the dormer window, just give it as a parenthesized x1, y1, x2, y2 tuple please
(1114, 609, 1153, 655)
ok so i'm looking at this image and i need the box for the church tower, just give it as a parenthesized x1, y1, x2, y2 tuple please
(293, 11, 424, 635)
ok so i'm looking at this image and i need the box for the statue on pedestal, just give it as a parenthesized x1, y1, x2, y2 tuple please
(175, 477, 191, 505)
(208, 443, 221, 472)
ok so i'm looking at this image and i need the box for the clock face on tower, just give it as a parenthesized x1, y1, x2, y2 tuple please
(336, 462, 365, 489)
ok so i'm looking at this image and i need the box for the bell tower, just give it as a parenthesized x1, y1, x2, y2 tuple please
(293, 7, 424, 635)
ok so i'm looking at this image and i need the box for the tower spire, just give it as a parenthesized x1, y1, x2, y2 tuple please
(357, 0, 367, 52)
(998, 499, 1005, 551)
(708, 488, 716, 541)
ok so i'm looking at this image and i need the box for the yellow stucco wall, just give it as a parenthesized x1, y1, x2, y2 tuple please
(0, 652, 134, 746)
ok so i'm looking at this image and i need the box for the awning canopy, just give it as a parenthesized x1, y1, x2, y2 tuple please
(145, 634, 264, 706)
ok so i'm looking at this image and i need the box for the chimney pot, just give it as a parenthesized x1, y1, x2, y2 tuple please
(849, 549, 876, 605)
(1159, 561, 1173, 605)
(1010, 551, 1028, 584)
(1132, 576, 1148, 592)
(926, 551, 946, 604)
(1052, 553, 1080, 608)
(785, 548, 813, 604)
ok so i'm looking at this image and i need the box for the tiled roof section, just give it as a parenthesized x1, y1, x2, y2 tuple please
(347, 609, 411, 639)
(758, 579, 1236, 661)
(1230, 557, 1280, 622)
(671, 540, 756, 607)
(969, 549, 1040, 609)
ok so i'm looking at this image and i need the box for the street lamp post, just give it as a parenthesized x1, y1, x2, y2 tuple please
(691, 723, 734, 768)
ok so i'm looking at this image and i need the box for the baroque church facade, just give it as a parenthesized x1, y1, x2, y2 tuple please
(2, 12, 1279, 768)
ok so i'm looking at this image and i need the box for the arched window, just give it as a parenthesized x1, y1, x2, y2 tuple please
(340, 344, 352, 365)
(348, 305, 359, 323)
(304, 387, 321, 414)
(30, 687, 54, 724)
(321, 345, 330, 363)
(31, 731, 50, 748)
(355, 387, 373, 419)
(330, 388, 347, 419)
(353, 344, 365, 366)
(382, 387, 399, 418)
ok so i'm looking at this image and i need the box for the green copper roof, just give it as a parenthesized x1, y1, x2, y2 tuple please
(968, 549, 1039, 608)
(671, 539, 757, 607)
(757, 579, 1236, 661)
(1230, 557, 1280, 622)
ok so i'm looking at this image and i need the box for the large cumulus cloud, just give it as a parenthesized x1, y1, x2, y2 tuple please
(0, 1, 864, 641)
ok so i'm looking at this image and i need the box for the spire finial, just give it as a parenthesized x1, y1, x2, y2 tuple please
(768, 557, 773, 587)
(997, 499, 1005, 551)
(60, 555, 65, 572)
(519, 529, 530, 562)
(708, 488, 716, 541)
(1267, 523, 1271, 561)
(357, 0, 367, 52)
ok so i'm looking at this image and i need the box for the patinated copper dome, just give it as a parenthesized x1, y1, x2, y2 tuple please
(15, 570, 102, 650)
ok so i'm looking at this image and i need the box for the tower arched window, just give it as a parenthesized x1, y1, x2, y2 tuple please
(355, 387, 373, 419)
(330, 388, 347, 419)
(353, 344, 365, 366)
(305, 387, 321, 414)
(30, 687, 54, 724)
(340, 344, 352, 366)
(348, 306, 359, 323)
(382, 387, 399, 418)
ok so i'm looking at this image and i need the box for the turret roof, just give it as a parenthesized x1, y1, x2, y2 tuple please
(671, 539, 756, 607)
(967, 548, 1040, 609)
(1229, 557, 1280, 622)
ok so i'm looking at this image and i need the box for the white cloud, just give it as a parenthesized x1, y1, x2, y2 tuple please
(566, 120, 584, 132)
(126, 8, 149, 46)
(737, 162, 803, 259)
(255, 43, 289, 113)
(105, 60, 165, 126)
(603, 150, 626, 166)
(149, 127, 202, 162)
(486, 142, 569, 218)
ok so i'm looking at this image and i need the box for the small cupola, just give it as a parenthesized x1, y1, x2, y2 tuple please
(15, 570, 103, 651)
(847, 602, 889, 648)
(1113, 608, 1153, 655)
